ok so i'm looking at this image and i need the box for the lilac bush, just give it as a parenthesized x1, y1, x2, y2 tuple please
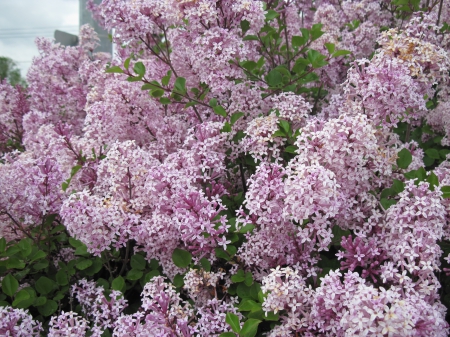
(1, 0, 450, 336)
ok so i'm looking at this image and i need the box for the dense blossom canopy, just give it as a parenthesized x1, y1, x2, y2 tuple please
(1, 0, 450, 336)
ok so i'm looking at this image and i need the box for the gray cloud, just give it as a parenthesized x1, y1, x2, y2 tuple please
(0, 0, 79, 77)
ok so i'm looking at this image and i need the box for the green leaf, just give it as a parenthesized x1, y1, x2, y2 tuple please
(219, 333, 236, 337)
(69, 238, 83, 248)
(213, 106, 227, 118)
(300, 28, 310, 41)
(18, 239, 32, 258)
(35, 276, 55, 295)
(174, 77, 187, 95)
(239, 224, 255, 234)
(221, 120, 231, 132)
(332, 50, 352, 58)
(227, 245, 237, 257)
(265, 311, 280, 321)
(310, 23, 325, 41)
(231, 270, 245, 283)
(240, 20, 250, 34)
(392, 179, 405, 194)
(133, 62, 146, 76)
(215, 247, 231, 261)
(150, 89, 165, 98)
(247, 309, 264, 320)
(161, 70, 172, 86)
(230, 112, 245, 125)
(423, 155, 435, 167)
(396, 148, 413, 169)
(242, 61, 257, 71)
(440, 149, 450, 159)
(141, 83, 159, 90)
(238, 299, 259, 311)
(149, 259, 159, 270)
(32, 259, 49, 270)
(160, 97, 171, 105)
(285, 145, 298, 153)
(127, 76, 143, 82)
(265, 9, 279, 20)
(34, 296, 47, 307)
(243, 35, 258, 41)
(83, 257, 103, 276)
(6, 257, 25, 270)
(61, 181, 69, 191)
(106, 66, 123, 74)
(56, 270, 68, 286)
(441, 186, 450, 198)
(324, 43, 335, 54)
(279, 120, 290, 135)
(76, 259, 93, 270)
(272, 130, 286, 137)
(199, 258, 211, 272)
(266, 69, 282, 87)
(124, 57, 131, 70)
(12, 289, 30, 307)
(4, 245, 20, 257)
(244, 272, 253, 286)
(427, 172, 439, 188)
(127, 269, 143, 281)
(112, 276, 125, 292)
(101, 330, 112, 337)
(0, 238, 5, 253)
(74, 245, 89, 256)
(173, 274, 184, 288)
(416, 167, 427, 182)
(37, 299, 57, 316)
(144, 270, 160, 283)
(237, 283, 251, 299)
(2, 274, 18, 297)
(425, 148, 440, 160)
(172, 248, 192, 268)
(131, 254, 146, 270)
(225, 313, 241, 333)
(70, 165, 82, 177)
(381, 198, 397, 210)
(291, 35, 306, 48)
(240, 318, 261, 337)
(209, 98, 218, 107)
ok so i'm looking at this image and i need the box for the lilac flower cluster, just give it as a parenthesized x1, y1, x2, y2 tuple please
(1, 0, 450, 335)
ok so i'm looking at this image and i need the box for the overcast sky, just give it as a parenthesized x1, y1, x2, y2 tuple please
(0, 0, 79, 77)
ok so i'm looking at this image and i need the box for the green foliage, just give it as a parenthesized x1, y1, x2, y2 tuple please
(172, 248, 192, 268)
(0, 56, 26, 86)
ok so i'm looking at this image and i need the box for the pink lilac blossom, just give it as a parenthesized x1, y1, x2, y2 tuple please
(379, 180, 446, 274)
(343, 57, 427, 128)
(0, 82, 28, 153)
(183, 268, 225, 305)
(48, 311, 89, 337)
(71, 279, 127, 336)
(0, 154, 64, 241)
(261, 266, 314, 336)
(283, 162, 340, 251)
(309, 270, 448, 336)
(194, 298, 243, 336)
(0, 306, 42, 336)
(113, 276, 193, 337)
(237, 163, 320, 276)
(27, 25, 109, 134)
